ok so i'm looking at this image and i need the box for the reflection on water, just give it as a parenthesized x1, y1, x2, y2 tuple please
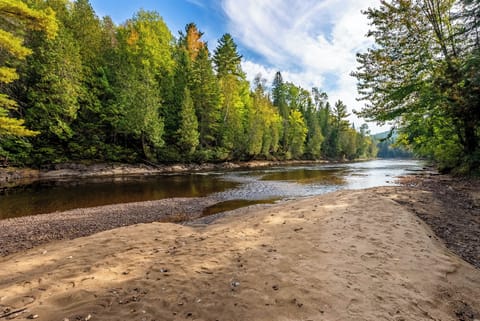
(0, 175, 238, 219)
(0, 159, 424, 220)
(343, 159, 422, 189)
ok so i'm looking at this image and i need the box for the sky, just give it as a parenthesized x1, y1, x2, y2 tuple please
(89, 0, 387, 133)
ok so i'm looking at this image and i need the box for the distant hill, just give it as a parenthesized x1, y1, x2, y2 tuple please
(372, 130, 398, 141)
(372, 130, 414, 159)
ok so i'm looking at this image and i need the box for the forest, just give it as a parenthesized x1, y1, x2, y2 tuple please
(353, 0, 480, 173)
(2, 0, 478, 174)
(0, 0, 377, 167)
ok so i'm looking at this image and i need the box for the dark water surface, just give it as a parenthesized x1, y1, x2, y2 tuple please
(0, 175, 238, 219)
(0, 159, 423, 219)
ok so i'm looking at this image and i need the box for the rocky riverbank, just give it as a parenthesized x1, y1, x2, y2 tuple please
(0, 160, 329, 190)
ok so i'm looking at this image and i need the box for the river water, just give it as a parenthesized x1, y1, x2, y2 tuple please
(0, 159, 423, 219)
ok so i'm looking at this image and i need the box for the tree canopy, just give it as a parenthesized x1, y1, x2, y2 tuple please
(353, 0, 480, 173)
(1, 0, 377, 166)
(0, 0, 57, 137)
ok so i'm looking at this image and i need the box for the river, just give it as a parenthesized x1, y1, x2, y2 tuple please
(0, 159, 423, 220)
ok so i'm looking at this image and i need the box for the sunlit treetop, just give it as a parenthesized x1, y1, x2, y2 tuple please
(0, 0, 58, 137)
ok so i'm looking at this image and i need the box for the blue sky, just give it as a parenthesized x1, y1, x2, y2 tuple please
(89, 0, 386, 133)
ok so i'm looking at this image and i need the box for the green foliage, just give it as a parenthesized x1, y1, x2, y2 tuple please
(113, 64, 164, 160)
(25, 27, 83, 141)
(306, 123, 324, 159)
(1, 1, 378, 166)
(190, 46, 221, 149)
(0, 0, 57, 137)
(353, 0, 480, 172)
(162, 47, 189, 146)
(177, 88, 199, 155)
(213, 35, 248, 157)
(286, 110, 308, 159)
(217, 75, 247, 155)
(272, 71, 289, 119)
(332, 100, 350, 131)
(0, 136, 33, 165)
(213, 33, 243, 78)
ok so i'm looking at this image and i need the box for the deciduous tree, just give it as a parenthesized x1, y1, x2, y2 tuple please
(0, 0, 57, 137)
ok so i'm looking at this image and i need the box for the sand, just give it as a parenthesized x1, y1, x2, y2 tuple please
(1, 187, 480, 321)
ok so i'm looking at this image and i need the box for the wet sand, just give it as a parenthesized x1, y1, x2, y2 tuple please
(1, 179, 480, 320)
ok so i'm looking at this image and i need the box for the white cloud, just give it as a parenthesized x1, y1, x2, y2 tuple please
(222, 0, 389, 133)
(186, 0, 206, 8)
(241, 60, 325, 90)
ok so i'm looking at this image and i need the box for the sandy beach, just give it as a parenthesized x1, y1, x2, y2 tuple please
(1, 180, 479, 320)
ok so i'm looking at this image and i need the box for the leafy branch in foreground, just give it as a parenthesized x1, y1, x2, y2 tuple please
(353, 0, 480, 172)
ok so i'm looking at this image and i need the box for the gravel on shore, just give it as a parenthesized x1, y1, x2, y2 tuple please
(392, 173, 480, 269)
(0, 197, 219, 256)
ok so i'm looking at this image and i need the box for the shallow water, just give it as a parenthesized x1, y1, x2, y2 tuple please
(0, 175, 239, 219)
(0, 159, 423, 219)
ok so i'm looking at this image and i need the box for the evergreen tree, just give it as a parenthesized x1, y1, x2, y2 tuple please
(24, 26, 83, 161)
(332, 100, 350, 131)
(272, 71, 288, 119)
(177, 87, 199, 156)
(305, 117, 324, 159)
(213, 33, 243, 78)
(213, 33, 248, 157)
(190, 46, 221, 150)
(272, 71, 290, 152)
(161, 47, 189, 148)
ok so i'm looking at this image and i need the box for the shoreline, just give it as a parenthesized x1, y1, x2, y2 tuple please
(1, 179, 479, 320)
(1, 171, 479, 269)
(0, 197, 218, 257)
(0, 160, 330, 189)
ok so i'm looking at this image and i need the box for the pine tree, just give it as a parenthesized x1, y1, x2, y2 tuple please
(213, 33, 243, 78)
(272, 71, 289, 119)
(332, 100, 350, 131)
(213, 33, 247, 156)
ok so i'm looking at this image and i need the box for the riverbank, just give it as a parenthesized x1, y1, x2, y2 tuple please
(1, 174, 480, 320)
(0, 160, 331, 189)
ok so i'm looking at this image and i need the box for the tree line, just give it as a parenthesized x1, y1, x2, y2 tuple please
(1, 0, 377, 167)
(353, 0, 480, 173)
